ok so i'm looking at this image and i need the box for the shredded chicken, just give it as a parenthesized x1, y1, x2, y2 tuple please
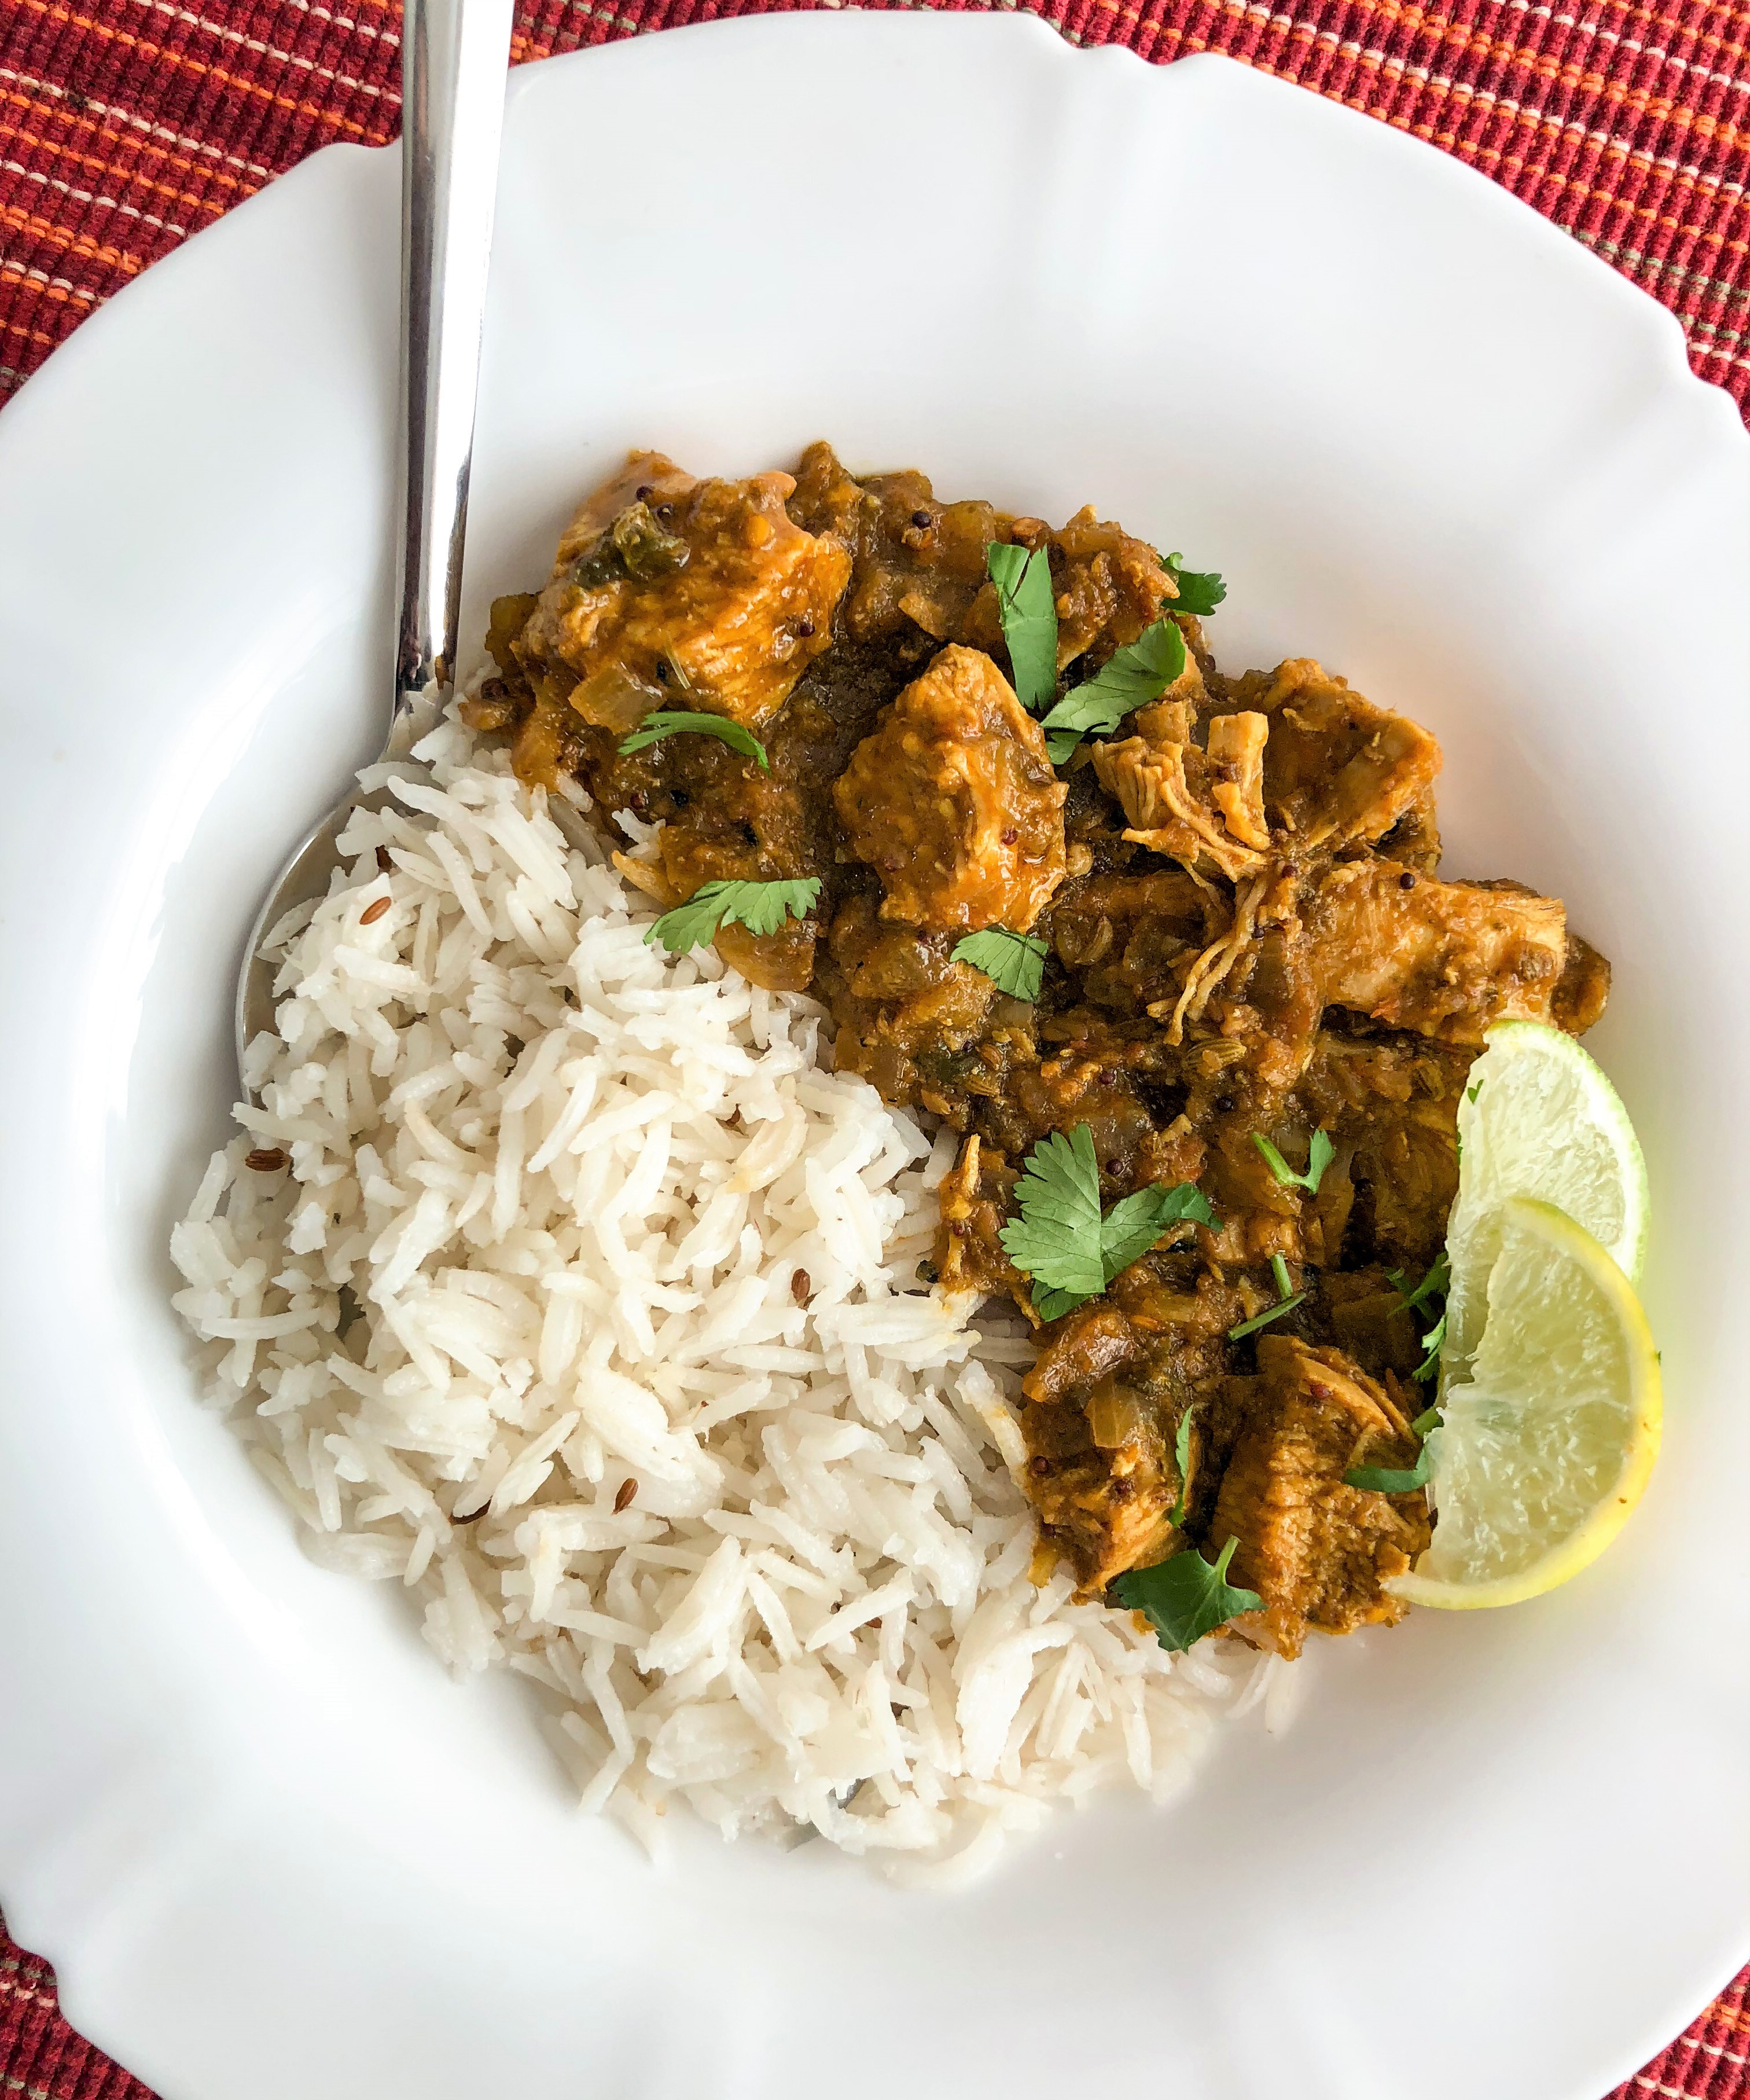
(1212, 1337, 1432, 1657)
(1093, 700, 1270, 883)
(1237, 657, 1442, 847)
(1207, 709, 1270, 849)
(476, 442, 1612, 1629)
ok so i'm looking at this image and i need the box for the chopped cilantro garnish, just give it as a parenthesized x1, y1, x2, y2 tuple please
(1227, 1251, 1307, 1342)
(986, 541, 1058, 715)
(1387, 1251, 1450, 1316)
(998, 1125, 1218, 1321)
(1227, 1290, 1308, 1342)
(1252, 1127, 1335, 1195)
(1344, 1442, 1435, 1495)
(1346, 1402, 1442, 1494)
(1037, 617, 1186, 763)
(1382, 1251, 1450, 1382)
(618, 710, 770, 771)
(1113, 1536, 1260, 1653)
(951, 926, 1049, 1001)
(646, 876, 821, 956)
(1160, 552, 1226, 618)
(1414, 1308, 1447, 1383)
(1169, 1404, 1196, 1529)
(987, 541, 1198, 763)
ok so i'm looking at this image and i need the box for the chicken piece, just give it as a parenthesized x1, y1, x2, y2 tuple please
(834, 644, 1068, 932)
(1237, 658, 1441, 849)
(823, 891, 1007, 1114)
(1019, 1305, 1182, 1591)
(786, 443, 1175, 673)
(1306, 860, 1567, 1042)
(515, 454, 851, 743)
(1041, 505, 1180, 667)
(1093, 700, 1270, 884)
(1206, 711, 1270, 849)
(1211, 1337, 1431, 1657)
(1553, 929, 1611, 1034)
(933, 1135, 1024, 1302)
(1018, 1265, 1242, 1593)
(1374, 787, 1443, 873)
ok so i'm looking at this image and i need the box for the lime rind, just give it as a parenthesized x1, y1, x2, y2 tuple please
(1443, 1020, 1648, 1385)
(1389, 1197, 1661, 1610)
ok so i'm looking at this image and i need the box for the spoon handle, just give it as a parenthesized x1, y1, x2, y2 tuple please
(392, 0, 514, 742)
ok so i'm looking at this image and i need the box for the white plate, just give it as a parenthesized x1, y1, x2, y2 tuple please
(1, 17, 1746, 2100)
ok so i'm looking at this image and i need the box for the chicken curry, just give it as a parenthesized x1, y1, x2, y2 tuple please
(466, 445, 1611, 1661)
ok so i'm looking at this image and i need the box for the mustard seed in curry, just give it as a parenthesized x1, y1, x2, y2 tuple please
(466, 443, 1611, 1661)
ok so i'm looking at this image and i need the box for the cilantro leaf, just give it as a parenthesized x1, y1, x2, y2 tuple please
(998, 1125, 1218, 1320)
(646, 876, 821, 956)
(1228, 1253, 1308, 1342)
(951, 926, 1049, 1001)
(1169, 1404, 1196, 1529)
(1161, 552, 1227, 618)
(1414, 1307, 1447, 1383)
(1344, 1444, 1435, 1494)
(999, 1126, 1106, 1312)
(1381, 1253, 1450, 1381)
(1252, 1127, 1335, 1195)
(1227, 1291, 1308, 1342)
(1100, 1180, 1220, 1278)
(986, 542, 1058, 715)
(618, 710, 770, 772)
(1036, 617, 1186, 760)
(1388, 1251, 1450, 1316)
(1113, 1536, 1261, 1653)
(1350, 1413, 1439, 1495)
(1346, 1401, 1443, 1493)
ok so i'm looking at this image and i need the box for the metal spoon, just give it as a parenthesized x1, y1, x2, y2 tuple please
(234, 0, 513, 1091)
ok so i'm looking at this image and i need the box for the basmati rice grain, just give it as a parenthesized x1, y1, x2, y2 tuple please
(168, 703, 1304, 1877)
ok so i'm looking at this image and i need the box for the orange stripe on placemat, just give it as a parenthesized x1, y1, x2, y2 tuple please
(1, 97, 242, 219)
(7, 0, 389, 143)
(0, 63, 283, 181)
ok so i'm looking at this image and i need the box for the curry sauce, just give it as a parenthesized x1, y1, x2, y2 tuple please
(466, 444, 1611, 1658)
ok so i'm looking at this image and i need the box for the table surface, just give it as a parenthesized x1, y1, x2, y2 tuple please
(1, 0, 1746, 2092)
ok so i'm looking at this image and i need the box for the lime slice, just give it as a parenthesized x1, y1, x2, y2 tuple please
(1443, 1020, 1648, 1383)
(1388, 1196, 1660, 1610)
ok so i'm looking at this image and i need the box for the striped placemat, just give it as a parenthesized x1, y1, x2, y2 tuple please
(1, 0, 1746, 413)
(0, 0, 1745, 2094)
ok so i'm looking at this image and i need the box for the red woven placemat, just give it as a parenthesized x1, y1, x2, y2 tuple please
(0, 0, 1746, 2093)
(1, 0, 1748, 414)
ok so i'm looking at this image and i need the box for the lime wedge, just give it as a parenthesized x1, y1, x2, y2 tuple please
(1388, 1197, 1660, 1610)
(1443, 1020, 1648, 1383)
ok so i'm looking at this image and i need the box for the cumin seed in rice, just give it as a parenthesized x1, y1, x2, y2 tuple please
(168, 702, 1284, 1882)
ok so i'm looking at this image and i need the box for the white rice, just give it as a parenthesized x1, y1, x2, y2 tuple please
(171, 706, 1295, 1879)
